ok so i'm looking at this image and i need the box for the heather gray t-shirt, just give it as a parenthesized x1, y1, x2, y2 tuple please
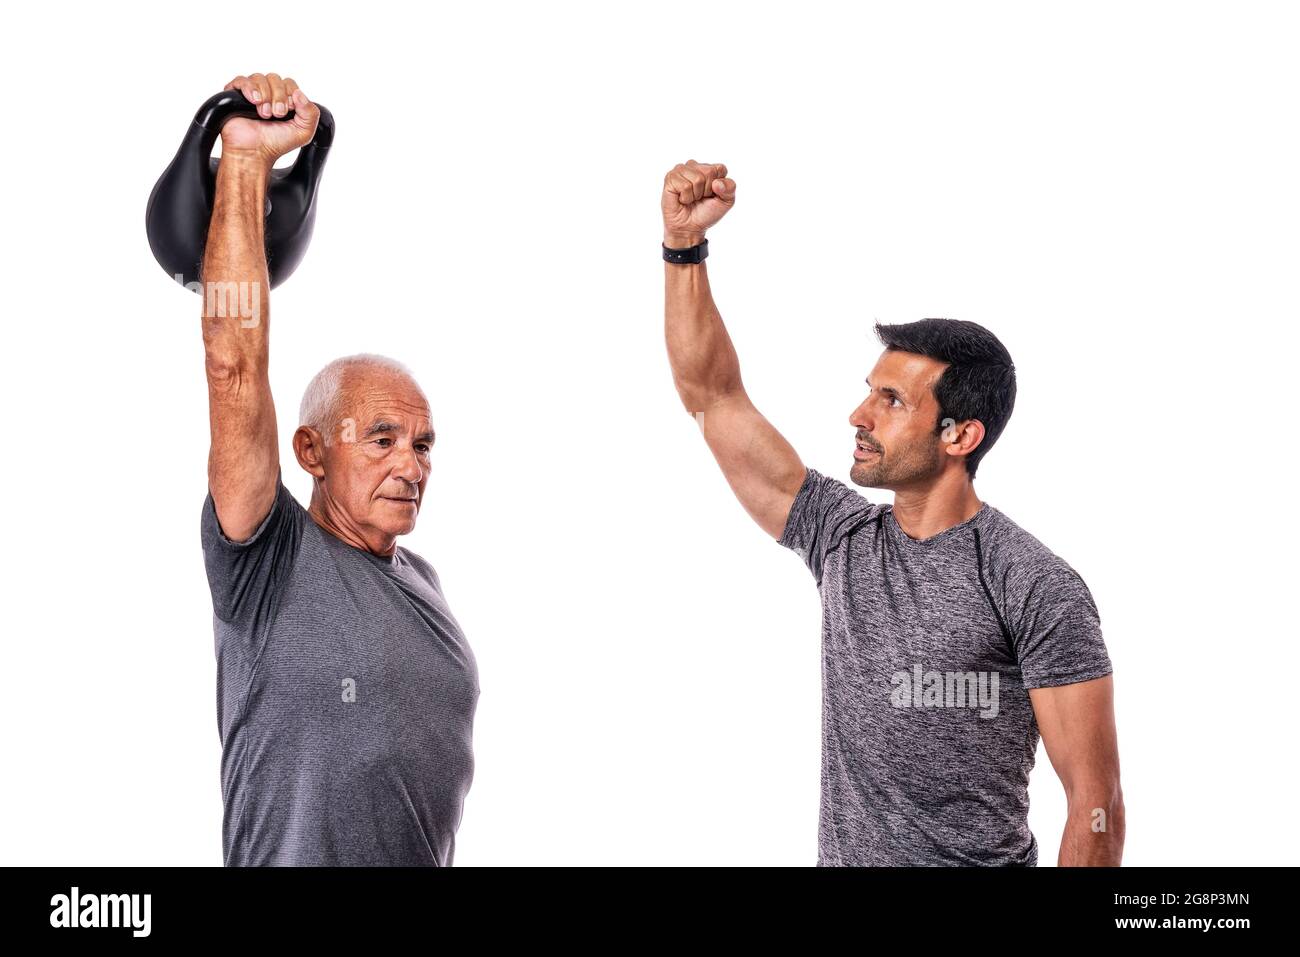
(778, 467, 1112, 866)
(200, 472, 478, 866)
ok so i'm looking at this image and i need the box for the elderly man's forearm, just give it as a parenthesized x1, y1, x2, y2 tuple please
(202, 152, 272, 372)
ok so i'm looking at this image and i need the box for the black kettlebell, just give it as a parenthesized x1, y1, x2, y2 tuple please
(145, 90, 335, 291)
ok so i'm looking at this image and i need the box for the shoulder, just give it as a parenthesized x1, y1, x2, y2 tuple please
(977, 507, 1097, 606)
(397, 546, 444, 590)
(795, 466, 886, 520)
(781, 466, 887, 544)
(202, 471, 307, 550)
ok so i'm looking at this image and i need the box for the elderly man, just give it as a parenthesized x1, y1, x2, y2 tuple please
(661, 159, 1123, 866)
(198, 72, 478, 866)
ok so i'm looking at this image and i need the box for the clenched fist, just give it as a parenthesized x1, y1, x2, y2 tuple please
(662, 160, 736, 248)
(218, 72, 320, 165)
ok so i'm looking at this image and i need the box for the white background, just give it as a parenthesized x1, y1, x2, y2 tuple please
(1, 0, 1295, 866)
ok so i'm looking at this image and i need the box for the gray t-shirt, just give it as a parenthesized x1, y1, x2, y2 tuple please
(200, 472, 479, 866)
(778, 466, 1112, 866)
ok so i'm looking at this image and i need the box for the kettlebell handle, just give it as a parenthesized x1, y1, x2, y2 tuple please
(191, 89, 335, 153)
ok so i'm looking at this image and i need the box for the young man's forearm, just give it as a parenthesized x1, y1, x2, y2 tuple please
(1057, 786, 1125, 865)
(201, 152, 272, 375)
(663, 244, 744, 414)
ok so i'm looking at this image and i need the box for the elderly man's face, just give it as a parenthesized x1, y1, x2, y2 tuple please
(320, 369, 434, 540)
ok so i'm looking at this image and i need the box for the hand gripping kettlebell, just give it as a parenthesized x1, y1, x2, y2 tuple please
(145, 90, 335, 291)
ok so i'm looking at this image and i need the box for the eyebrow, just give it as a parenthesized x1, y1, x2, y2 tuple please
(362, 421, 437, 443)
(865, 377, 908, 403)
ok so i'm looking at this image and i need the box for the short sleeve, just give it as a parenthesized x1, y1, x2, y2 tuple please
(200, 471, 305, 624)
(1011, 561, 1113, 690)
(777, 466, 879, 586)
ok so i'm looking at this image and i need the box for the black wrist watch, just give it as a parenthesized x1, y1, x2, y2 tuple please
(662, 237, 708, 264)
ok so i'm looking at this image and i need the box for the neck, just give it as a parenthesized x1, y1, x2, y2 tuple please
(889, 473, 983, 542)
(308, 491, 397, 557)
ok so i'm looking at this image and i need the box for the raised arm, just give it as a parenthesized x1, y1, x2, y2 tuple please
(200, 73, 318, 542)
(662, 160, 806, 540)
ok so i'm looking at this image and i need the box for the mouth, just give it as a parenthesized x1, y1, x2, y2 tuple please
(383, 497, 418, 506)
(854, 440, 880, 460)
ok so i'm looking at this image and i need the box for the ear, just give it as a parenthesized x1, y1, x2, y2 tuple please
(942, 417, 985, 461)
(293, 425, 328, 479)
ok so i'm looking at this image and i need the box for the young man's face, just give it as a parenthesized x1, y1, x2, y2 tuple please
(847, 349, 952, 491)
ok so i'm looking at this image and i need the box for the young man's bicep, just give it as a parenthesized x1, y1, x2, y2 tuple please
(1029, 675, 1120, 791)
(696, 390, 807, 540)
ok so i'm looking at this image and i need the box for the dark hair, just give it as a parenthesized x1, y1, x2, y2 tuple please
(872, 317, 1016, 479)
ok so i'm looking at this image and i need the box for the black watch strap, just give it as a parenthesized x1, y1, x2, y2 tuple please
(662, 237, 708, 264)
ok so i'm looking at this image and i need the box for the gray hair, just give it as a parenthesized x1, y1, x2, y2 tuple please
(298, 353, 418, 434)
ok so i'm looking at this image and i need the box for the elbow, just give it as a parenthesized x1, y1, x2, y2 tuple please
(672, 373, 744, 414)
(205, 351, 235, 376)
(1066, 777, 1124, 825)
(674, 385, 711, 415)
(205, 353, 242, 388)
(204, 352, 264, 398)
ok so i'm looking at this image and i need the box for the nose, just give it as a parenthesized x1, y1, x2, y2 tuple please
(849, 397, 875, 432)
(391, 442, 424, 485)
